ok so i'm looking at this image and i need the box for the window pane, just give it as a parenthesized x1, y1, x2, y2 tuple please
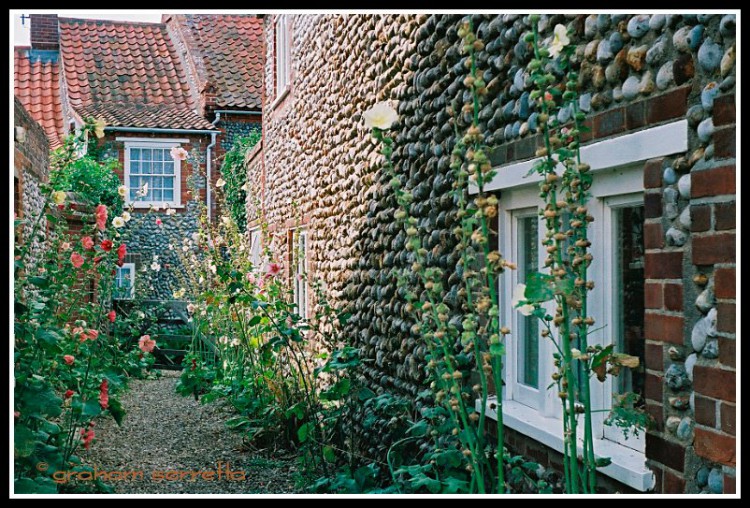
(131, 148, 140, 160)
(152, 188, 162, 201)
(142, 149, 152, 162)
(615, 205, 645, 403)
(518, 216, 539, 388)
(163, 161, 174, 175)
(130, 161, 140, 174)
(163, 189, 174, 201)
(152, 162, 163, 175)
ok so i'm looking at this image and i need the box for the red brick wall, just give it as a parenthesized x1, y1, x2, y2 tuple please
(690, 94, 736, 492)
(30, 14, 59, 50)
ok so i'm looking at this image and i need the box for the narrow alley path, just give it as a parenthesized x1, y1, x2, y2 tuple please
(80, 372, 300, 494)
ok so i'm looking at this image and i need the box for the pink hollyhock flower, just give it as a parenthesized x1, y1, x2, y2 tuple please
(246, 272, 256, 284)
(99, 379, 109, 410)
(14, 411, 20, 419)
(101, 239, 113, 252)
(64, 389, 75, 399)
(170, 146, 189, 161)
(81, 236, 95, 250)
(63, 355, 75, 366)
(87, 329, 99, 341)
(155, 218, 162, 226)
(138, 335, 156, 353)
(80, 428, 95, 449)
(70, 252, 84, 268)
(60, 242, 71, 251)
(116, 244, 127, 267)
(108, 310, 116, 323)
(266, 262, 282, 277)
(95, 204, 108, 231)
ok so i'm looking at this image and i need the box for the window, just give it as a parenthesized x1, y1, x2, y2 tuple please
(292, 229, 308, 318)
(274, 15, 291, 98)
(124, 141, 182, 207)
(480, 121, 687, 491)
(114, 263, 135, 300)
(249, 227, 262, 270)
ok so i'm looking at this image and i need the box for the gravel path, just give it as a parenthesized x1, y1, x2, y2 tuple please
(81, 371, 301, 494)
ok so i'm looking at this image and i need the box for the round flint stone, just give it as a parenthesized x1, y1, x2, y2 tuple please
(698, 38, 722, 73)
(627, 15, 650, 38)
(708, 468, 723, 494)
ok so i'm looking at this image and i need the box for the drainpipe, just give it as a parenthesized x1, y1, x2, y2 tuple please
(207, 112, 221, 222)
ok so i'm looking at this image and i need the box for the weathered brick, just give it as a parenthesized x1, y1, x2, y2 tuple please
(694, 428, 736, 467)
(645, 252, 682, 279)
(644, 372, 664, 401)
(645, 282, 663, 309)
(625, 101, 646, 131)
(724, 473, 736, 494)
(693, 365, 735, 402)
(691, 165, 736, 198)
(645, 313, 683, 344)
(645, 341, 664, 370)
(644, 222, 665, 249)
(593, 106, 625, 138)
(644, 192, 662, 219)
(645, 402, 664, 431)
(663, 469, 685, 494)
(646, 432, 685, 472)
(643, 158, 664, 189)
(663, 283, 682, 312)
(720, 403, 735, 435)
(713, 94, 736, 127)
(717, 302, 736, 334)
(714, 202, 735, 231)
(714, 126, 736, 159)
(693, 395, 717, 427)
(718, 337, 735, 368)
(646, 86, 689, 124)
(692, 233, 735, 266)
(714, 267, 736, 300)
(690, 204, 711, 233)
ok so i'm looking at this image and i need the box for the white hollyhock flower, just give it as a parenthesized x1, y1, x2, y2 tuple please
(363, 101, 399, 130)
(548, 24, 570, 59)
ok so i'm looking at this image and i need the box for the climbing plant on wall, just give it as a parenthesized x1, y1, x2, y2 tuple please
(219, 131, 261, 233)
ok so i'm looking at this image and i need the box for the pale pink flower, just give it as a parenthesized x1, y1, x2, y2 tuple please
(170, 146, 189, 161)
(139, 335, 156, 353)
(60, 241, 71, 251)
(266, 262, 282, 277)
(70, 252, 84, 268)
(63, 355, 75, 366)
(95, 204, 108, 231)
(155, 218, 163, 227)
(246, 272, 256, 284)
(81, 236, 95, 250)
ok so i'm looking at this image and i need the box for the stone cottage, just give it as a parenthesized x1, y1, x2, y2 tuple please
(247, 13, 736, 493)
(13, 13, 263, 300)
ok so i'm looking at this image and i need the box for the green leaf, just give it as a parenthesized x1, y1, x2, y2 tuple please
(322, 445, 336, 463)
(595, 457, 612, 468)
(225, 416, 251, 429)
(20, 384, 62, 418)
(108, 397, 126, 426)
(525, 272, 555, 302)
(34, 328, 61, 349)
(297, 423, 309, 443)
(248, 315, 262, 326)
(28, 276, 50, 289)
(406, 420, 428, 437)
(358, 387, 376, 401)
(82, 399, 102, 418)
(14, 425, 37, 457)
(441, 476, 468, 494)
(14, 476, 58, 494)
(591, 344, 614, 369)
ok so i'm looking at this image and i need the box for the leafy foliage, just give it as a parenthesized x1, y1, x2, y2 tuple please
(219, 131, 261, 233)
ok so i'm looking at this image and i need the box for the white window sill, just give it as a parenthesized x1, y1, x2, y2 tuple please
(128, 203, 184, 210)
(270, 86, 290, 111)
(478, 397, 655, 492)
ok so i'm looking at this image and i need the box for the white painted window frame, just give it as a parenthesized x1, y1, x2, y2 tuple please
(114, 262, 136, 300)
(476, 120, 688, 492)
(123, 140, 183, 208)
(274, 15, 291, 100)
(292, 228, 309, 319)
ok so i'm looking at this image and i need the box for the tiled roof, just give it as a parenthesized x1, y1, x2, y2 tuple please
(14, 47, 65, 148)
(58, 18, 214, 131)
(180, 15, 264, 110)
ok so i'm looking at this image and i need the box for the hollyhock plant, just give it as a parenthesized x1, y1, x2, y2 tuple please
(87, 329, 99, 341)
(116, 244, 127, 266)
(52, 190, 67, 206)
(139, 335, 156, 353)
(101, 239, 113, 252)
(80, 428, 95, 450)
(64, 389, 75, 399)
(81, 236, 95, 250)
(60, 241, 71, 251)
(95, 204, 108, 231)
(363, 101, 399, 130)
(121, 211, 131, 222)
(99, 379, 109, 410)
(155, 218, 162, 227)
(112, 216, 125, 228)
(108, 310, 116, 323)
(70, 252, 84, 268)
(63, 355, 75, 366)
(548, 23, 571, 58)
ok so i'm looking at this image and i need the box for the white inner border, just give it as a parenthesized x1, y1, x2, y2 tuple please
(476, 120, 689, 492)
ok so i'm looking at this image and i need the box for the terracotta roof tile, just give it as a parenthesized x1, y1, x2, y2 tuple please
(14, 47, 66, 148)
(181, 15, 263, 110)
(58, 18, 212, 131)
